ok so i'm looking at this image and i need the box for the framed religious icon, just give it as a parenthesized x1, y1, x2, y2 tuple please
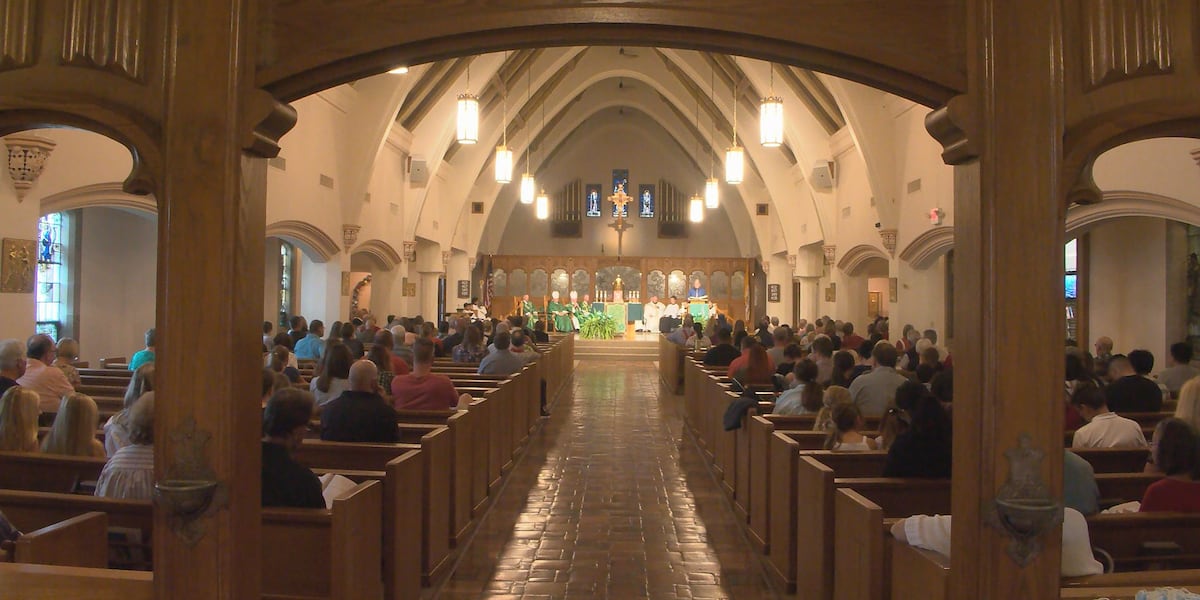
(767, 283, 781, 303)
(457, 280, 470, 299)
(611, 169, 629, 218)
(1, 238, 36, 294)
(585, 184, 602, 217)
(637, 184, 655, 218)
(825, 283, 836, 302)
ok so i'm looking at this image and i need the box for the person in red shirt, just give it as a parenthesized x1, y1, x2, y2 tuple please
(840, 322, 866, 352)
(373, 329, 410, 377)
(1140, 418, 1200, 513)
(391, 338, 470, 411)
(727, 337, 775, 385)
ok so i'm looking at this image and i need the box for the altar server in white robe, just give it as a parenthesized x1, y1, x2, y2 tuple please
(641, 296, 666, 333)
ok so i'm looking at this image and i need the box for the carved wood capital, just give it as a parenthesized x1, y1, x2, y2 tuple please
(242, 91, 297, 158)
(925, 95, 978, 165)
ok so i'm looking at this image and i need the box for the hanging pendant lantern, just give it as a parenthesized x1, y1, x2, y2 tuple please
(760, 95, 783, 148)
(689, 194, 705, 223)
(520, 173, 536, 205)
(456, 92, 479, 144)
(725, 145, 744, 184)
(705, 178, 719, 209)
(535, 190, 549, 220)
(494, 146, 513, 183)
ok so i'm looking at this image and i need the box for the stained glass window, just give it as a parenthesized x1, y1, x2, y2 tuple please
(35, 212, 66, 339)
(278, 241, 294, 328)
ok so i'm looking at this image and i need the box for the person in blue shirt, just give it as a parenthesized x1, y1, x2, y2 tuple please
(294, 319, 326, 360)
(128, 328, 156, 372)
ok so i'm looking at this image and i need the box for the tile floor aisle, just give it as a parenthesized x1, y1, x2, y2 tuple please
(437, 361, 777, 599)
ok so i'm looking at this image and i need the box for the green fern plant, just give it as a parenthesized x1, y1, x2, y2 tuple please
(579, 312, 618, 340)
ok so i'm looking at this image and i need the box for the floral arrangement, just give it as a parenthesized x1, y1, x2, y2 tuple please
(578, 311, 618, 340)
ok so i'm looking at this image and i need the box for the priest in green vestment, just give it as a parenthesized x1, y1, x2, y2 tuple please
(576, 293, 594, 320)
(548, 291, 572, 332)
(520, 294, 537, 330)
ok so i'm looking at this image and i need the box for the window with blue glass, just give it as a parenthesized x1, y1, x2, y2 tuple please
(278, 241, 294, 328)
(35, 212, 66, 340)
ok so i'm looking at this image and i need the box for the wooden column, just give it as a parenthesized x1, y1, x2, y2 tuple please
(950, 0, 1066, 597)
(155, 1, 264, 598)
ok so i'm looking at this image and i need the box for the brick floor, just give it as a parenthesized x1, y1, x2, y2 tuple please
(437, 361, 776, 599)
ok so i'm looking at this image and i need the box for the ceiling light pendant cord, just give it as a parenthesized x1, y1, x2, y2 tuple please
(709, 65, 715, 178)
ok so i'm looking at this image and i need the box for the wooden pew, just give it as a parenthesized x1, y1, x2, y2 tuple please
(0, 563, 153, 600)
(1074, 447, 1150, 473)
(0, 483, 384, 600)
(0, 451, 105, 493)
(13, 512, 109, 568)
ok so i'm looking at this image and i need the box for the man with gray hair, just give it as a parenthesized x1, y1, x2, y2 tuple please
(390, 325, 414, 367)
(0, 338, 26, 397)
(17, 334, 74, 413)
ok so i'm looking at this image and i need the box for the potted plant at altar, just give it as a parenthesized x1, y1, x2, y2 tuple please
(578, 311, 618, 340)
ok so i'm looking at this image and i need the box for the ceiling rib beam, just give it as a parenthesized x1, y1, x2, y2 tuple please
(401, 56, 473, 131)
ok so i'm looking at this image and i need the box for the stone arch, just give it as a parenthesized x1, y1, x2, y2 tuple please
(265, 220, 340, 263)
(899, 226, 955, 270)
(39, 182, 158, 216)
(1066, 191, 1200, 234)
(350, 239, 403, 271)
(837, 244, 891, 276)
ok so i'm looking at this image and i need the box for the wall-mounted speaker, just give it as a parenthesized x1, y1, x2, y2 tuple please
(408, 156, 429, 184)
(810, 160, 836, 190)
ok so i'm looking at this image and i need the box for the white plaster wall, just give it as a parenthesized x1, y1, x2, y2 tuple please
(76, 207, 156, 363)
(1094, 138, 1200, 205)
(896, 256, 947, 334)
(493, 116, 746, 257)
(1087, 217, 1188, 371)
(266, 95, 347, 249)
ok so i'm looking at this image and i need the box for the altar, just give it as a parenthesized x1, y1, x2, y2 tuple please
(588, 302, 646, 336)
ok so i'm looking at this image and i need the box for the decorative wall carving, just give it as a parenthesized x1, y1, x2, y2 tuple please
(786, 254, 797, 271)
(5, 134, 57, 201)
(402, 241, 416, 263)
(822, 244, 837, 266)
(1083, 0, 1173, 89)
(0, 0, 36, 70)
(1191, 148, 1200, 168)
(62, 0, 147, 82)
(441, 250, 451, 268)
(878, 228, 898, 256)
(340, 224, 360, 251)
(0, 238, 36, 293)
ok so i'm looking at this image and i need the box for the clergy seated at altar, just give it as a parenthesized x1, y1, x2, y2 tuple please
(640, 296, 665, 332)
(660, 296, 682, 332)
(548, 291, 572, 332)
(520, 294, 537, 330)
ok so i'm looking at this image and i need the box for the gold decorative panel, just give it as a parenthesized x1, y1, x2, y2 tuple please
(1083, 0, 1173, 88)
(1, 238, 35, 294)
(62, 0, 146, 82)
(0, 0, 37, 71)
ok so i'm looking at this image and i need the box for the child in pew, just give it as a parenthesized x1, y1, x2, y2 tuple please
(0, 387, 40, 452)
(1140, 418, 1200, 513)
(262, 388, 324, 509)
(890, 507, 1104, 577)
(96, 392, 155, 500)
(773, 359, 822, 416)
(814, 385, 851, 432)
(42, 392, 105, 457)
(105, 363, 154, 457)
(824, 401, 878, 451)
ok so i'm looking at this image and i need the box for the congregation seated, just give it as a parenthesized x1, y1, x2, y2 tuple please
(320, 360, 399, 443)
(702, 327, 739, 367)
(824, 401, 877, 451)
(419, 322, 444, 357)
(390, 325, 415, 367)
(373, 329, 411, 377)
(367, 345, 397, 395)
(510, 331, 539, 359)
(310, 344, 352, 408)
(0, 387, 40, 452)
(890, 507, 1103, 577)
(1158, 342, 1199, 398)
(262, 320, 275, 349)
(452, 324, 488, 364)
(766, 326, 790, 367)
(268, 345, 302, 384)
(773, 343, 803, 378)
(809, 335, 834, 386)
(52, 337, 82, 388)
(532, 320, 550, 343)
(105, 363, 154, 457)
(128, 327, 156, 372)
(262, 388, 324, 508)
(96, 392, 155, 500)
(882, 391, 951, 478)
(478, 332, 527, 376)
(813, 385, 851, 433)
(391, 338, 470, 411)
(1175, 376, 1200, 431)
(1070, 382, 1147, 449)
(287, 315, 308, 347)
(441, 317, 467, 354)
(0, 338, 25, 398)
(665, 315, 696, 346)
(1140, 417, 1200, 513)
(339, 322, 364, 359)
(848, 342, 909, 417)
(293, 319, 325, 360)
(728, 337, 774, 385)
(41, 392, 105, 458)
(1064, 449, 1101, 515)
(1104, 352, 1164, 413)
(265, 332, 299, 370)
(773, 359, 821, 416)
(17, 334, 74, 415)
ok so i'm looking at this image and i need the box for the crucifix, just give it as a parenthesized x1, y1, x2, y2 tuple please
(607, 184, 634, 260)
